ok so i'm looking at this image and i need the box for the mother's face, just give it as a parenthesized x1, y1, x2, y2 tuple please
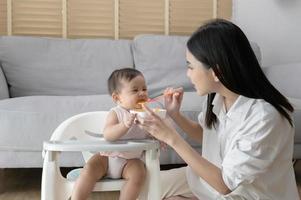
(186, 49, 218, 96)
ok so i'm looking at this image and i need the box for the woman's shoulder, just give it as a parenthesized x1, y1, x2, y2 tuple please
(250, 99, 281, 120)
(237, 98, 294, 153)
(246, 98, 292, 132)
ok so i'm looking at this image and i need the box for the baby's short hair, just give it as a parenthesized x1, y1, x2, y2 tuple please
(107, 68, 143, 95)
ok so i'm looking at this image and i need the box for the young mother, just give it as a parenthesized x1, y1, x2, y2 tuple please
(140, 19, 299, 200)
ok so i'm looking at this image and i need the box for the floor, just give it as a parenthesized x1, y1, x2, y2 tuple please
(0, 168, 119, 200)
(1, 163, 301, 200)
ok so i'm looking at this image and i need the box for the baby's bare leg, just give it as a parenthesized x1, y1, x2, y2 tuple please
(71, 154, 108, 200)
(120, 159, 146, 200)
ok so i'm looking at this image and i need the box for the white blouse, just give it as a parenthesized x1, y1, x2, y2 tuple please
(186, 94, 299, 200)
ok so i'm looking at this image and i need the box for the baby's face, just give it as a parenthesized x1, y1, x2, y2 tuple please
(117, 75, 149, 110)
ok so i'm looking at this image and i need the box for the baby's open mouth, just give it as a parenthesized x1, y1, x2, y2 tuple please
(135, 99, 147, 109)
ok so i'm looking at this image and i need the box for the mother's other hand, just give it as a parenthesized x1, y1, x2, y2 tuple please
(139, 104, 180, 146)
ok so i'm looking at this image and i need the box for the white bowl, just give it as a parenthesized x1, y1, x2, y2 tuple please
(130, 108, 166, 119)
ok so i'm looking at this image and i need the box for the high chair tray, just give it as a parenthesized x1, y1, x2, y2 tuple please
(43, 139, 160, 152)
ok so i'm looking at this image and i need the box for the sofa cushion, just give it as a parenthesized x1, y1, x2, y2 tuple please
(0, 36, 134, 97)
(133, 35, 191, 96)
(0, 95, 115, 151)
(0, 92, 204, 167)
(133, 35, 262, 96)
(0, 92, 203, 150)
(0, 151, 85, 168)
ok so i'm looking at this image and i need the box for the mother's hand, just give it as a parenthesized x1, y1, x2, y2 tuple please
(139, 104, 179, 146)
(164, 87, 184, 118)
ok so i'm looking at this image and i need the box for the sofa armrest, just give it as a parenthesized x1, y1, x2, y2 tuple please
(0, 64, 9, 99)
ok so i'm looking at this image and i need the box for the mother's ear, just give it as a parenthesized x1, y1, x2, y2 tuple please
(211, 69, 220, 82)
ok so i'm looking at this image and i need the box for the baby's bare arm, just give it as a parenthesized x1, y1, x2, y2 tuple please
(103, 111, 130, 141)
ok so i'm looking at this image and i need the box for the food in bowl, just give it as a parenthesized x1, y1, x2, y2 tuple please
(130, 108, 166, 119)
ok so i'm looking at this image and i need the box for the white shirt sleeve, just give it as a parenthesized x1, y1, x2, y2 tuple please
(221, 110, 290, 191)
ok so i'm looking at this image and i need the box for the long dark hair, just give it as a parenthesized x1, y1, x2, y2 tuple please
(187, 19, 294, 128)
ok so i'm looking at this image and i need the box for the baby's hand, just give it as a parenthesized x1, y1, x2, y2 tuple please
(124, 113, 136, 128)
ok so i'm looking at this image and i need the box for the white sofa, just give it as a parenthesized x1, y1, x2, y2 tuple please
(1, 35, 296, 169)
(0, 35, 203, 168)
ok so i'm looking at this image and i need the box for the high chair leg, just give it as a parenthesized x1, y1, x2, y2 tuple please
(42, 151, 74, 200)
(143, 149, 161, 200)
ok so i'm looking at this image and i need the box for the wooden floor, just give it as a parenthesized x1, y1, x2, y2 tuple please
(1, 163, 301, 200)
(0, 168, 119, 200)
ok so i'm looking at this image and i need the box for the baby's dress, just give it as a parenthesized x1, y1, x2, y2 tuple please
(100, 105, 151, 178)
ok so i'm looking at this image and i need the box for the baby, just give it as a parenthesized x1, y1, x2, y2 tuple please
(71, 68, 151, 200)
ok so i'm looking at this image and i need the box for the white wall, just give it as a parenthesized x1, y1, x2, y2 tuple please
(232, 0, 301, 67)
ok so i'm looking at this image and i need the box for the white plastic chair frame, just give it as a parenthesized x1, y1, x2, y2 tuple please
(41, 111, 161, 200)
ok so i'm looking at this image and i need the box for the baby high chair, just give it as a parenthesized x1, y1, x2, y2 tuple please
(41, 111, 161, 200)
